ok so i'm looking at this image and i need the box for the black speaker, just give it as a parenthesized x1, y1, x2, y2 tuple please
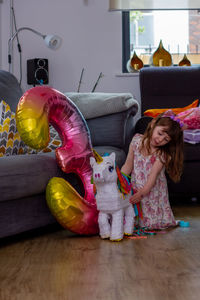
(27, 58, 49, 85)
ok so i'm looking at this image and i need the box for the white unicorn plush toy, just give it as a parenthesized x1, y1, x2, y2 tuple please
(90, 152, 135, 241)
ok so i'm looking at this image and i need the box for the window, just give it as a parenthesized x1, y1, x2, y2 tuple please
(122, 10, 200, 72)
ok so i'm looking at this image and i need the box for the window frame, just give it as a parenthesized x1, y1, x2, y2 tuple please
(122, 12, 131, 73)
(122, 10, 200, 72)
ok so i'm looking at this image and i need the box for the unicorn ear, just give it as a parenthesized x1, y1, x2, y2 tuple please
(90, 157, 96, 167)
(109, 152, 116, 163)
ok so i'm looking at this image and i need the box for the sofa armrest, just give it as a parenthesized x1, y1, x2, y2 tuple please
(64, 92, 139, 153)
(0, 70, 23, 112)
(87, 106, 137, 153)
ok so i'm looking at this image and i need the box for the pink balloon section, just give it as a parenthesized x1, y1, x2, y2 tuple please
(17, 86, 99, 235)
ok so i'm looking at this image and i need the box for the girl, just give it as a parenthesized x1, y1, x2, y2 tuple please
(121, 111, 184, 229)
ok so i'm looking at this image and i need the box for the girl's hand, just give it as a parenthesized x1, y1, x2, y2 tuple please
(129, 190, 143, 204)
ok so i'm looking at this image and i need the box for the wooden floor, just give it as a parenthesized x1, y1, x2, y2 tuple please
(1, 203, 200, 300)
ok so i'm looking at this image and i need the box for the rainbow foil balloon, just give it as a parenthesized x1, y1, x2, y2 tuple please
(16, 86, 98, 235)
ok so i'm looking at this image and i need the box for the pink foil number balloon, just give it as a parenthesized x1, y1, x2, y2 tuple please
(16, 86, 98, 235)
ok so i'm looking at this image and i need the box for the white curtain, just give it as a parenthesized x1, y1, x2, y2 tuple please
(109, 0, 200, 11)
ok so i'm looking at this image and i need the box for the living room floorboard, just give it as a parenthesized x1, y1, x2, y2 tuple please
(0, 203, 200, 300)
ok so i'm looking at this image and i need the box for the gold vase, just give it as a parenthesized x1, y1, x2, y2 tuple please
(130, 51, 144, 71)
(152, 40, 172, 67)
(178, 54, 191, 66)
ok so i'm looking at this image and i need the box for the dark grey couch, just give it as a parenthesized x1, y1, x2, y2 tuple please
(0, 70, 139, 238)
(135, 66, 200, 200)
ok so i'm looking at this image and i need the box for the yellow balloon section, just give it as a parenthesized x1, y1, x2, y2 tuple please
(46, 177, 95, 234)
(16, 92, 50, 149)
(16, 86, 98, 235)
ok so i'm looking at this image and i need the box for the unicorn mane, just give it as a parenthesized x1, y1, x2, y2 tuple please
(116, 167, 132, 196)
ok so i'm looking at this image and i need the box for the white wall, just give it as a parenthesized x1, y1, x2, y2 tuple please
(1, 0, 140, 107)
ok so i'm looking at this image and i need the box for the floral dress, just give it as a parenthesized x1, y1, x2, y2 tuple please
(131, 134, 176, 229)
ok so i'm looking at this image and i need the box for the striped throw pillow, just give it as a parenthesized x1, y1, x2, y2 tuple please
(0, 100, 62, 157)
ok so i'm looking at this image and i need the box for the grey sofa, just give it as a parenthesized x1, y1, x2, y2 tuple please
(0, 70, 139, 238)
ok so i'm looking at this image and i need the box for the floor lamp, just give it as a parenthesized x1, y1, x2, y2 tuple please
(8, 27, 62, 73)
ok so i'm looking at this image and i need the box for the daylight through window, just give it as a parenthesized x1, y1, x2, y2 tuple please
(123, 10, 200, 71)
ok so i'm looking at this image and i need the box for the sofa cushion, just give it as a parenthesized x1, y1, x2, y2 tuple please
(0, 100, 22, 156)
(0, 100, 62, 156)
(0, 152, 67, 202)
(65, 92, 139, 120)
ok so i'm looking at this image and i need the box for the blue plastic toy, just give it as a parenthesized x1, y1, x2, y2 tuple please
(179, 220, 190, 227)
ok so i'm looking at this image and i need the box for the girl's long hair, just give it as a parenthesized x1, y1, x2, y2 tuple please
(141, 114, 184, 182)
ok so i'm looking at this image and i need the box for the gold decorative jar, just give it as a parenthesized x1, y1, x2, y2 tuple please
(151, 40, 173, 67)
(127, 51, 144, 72)
(130, 51, 144, 70)
(178, 54, 191, 66)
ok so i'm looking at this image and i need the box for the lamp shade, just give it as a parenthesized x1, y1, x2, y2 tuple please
(109, 0, 200, 10)
(44, 35, 62, 50)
